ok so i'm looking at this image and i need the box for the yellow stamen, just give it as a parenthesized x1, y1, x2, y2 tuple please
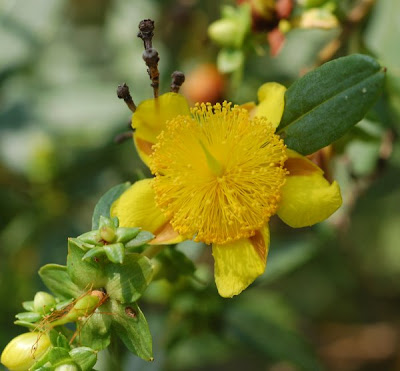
(151, 102, 287, 245)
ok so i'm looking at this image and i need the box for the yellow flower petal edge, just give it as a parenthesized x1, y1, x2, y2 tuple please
(277, 168, 342, 228)
(110, 178, 181, 244)
(212, 225, 270, 298)
(285, 148, 323, 176)
(255, 82, 286, 129)
(132, 92, 190, 145)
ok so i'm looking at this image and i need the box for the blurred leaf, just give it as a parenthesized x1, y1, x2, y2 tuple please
(260, 239, 319, 284)
(105, 254, 153, 303)
(226, 291, 322, 370)
(217, 48, 244, 74)
(278, 54, 385, 154)
(110, 300, 153, 361)
(22, 301, 34, 311)
(92, 182, 131, 230)
(155, 247, 196, 282)
(69, 347, 97, 371)
(39, 264, 82, 299)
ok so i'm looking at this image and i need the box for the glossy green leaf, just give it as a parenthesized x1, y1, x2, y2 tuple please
(125, 231, 154, 249)
(76, 307, 112, 351)
(92, 182, 131, 230)
(104, 243, 125, 264)
(67, 238, 108, 290)
(110, 300, 153, 361)
(69, 347, 97, 371)
(105, 253, 153, 303)
(39, 264, 82, 299)
(116, 227, 141, 243)
(277, 54, 385, 154)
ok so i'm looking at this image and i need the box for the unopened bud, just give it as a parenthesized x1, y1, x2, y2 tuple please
(33, 292, 56, 314)
(208, 19, 240, 48)
(1, 332, 51, 371)
(100, 226, 116, 243)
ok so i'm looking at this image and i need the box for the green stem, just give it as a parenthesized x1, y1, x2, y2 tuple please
(141, 244, 165, 259)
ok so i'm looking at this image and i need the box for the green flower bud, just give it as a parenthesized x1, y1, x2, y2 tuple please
(208, 19, 240, 48)
(100, 226, 116, 243)
(33, 292, 56, 314)
(1, 332, 51, 371)
(51, 292, 103, 327)
(55, 364, 79, 371)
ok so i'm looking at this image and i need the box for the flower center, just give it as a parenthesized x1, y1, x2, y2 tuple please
(151, 102, 287, 245)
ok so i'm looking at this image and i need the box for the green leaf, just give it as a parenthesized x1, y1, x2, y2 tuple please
(14, 320, 37, 329)
(110, 301, 153, 361)
(39, 264, 82, 299)
(104, 243, 125, 264)
(69, 347, 97, 371)
(77, 308, 112, 351)
(31, 347, 72, 370)
(49, 330, 71, 350)
(105, 254, 153, 303)
(15, 311, 41, 322)
(92, 182, 131, 230)
(67, 239, 107, 290)
(125, 231, 154, 249)
(22, 300, 34, 311)
(82, 246, 105, 261)
(277, 54, 385, 155)
(155, 247, 196, 282)
(78, 230, 102, 246)
(116, 227, 141, 243)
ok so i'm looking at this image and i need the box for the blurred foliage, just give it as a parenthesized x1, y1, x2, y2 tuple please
(1, 0, 399, 370)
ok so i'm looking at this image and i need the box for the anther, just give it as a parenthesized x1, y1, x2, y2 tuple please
(116, 83, 136, 112)
(170, 71, 185, 93)
(137, 19, 155, 50)
(143, 48, 160, 98)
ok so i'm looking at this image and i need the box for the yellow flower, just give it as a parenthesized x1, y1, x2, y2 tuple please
(113, 82, 342, 298)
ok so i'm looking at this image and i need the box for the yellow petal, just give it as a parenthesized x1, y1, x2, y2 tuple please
(133, 136, 154, 167)
(111, 179, 181, 244)
(285, 148, 323, 176)
(212, 225, 270, 298)
(277, 170, 342, 228)
(132, 92, 190, 144)
(255, 82, 286, 129)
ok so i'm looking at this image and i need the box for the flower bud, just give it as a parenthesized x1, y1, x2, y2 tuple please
(100, 226, 116, 243)
(1, 332, 51, 371)
(33, 291, 56, 314)
(208, 19, 240, 48)
(55, 364, 79, 371)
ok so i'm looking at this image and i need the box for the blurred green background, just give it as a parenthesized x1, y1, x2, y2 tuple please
(1, 0, 400, 370)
